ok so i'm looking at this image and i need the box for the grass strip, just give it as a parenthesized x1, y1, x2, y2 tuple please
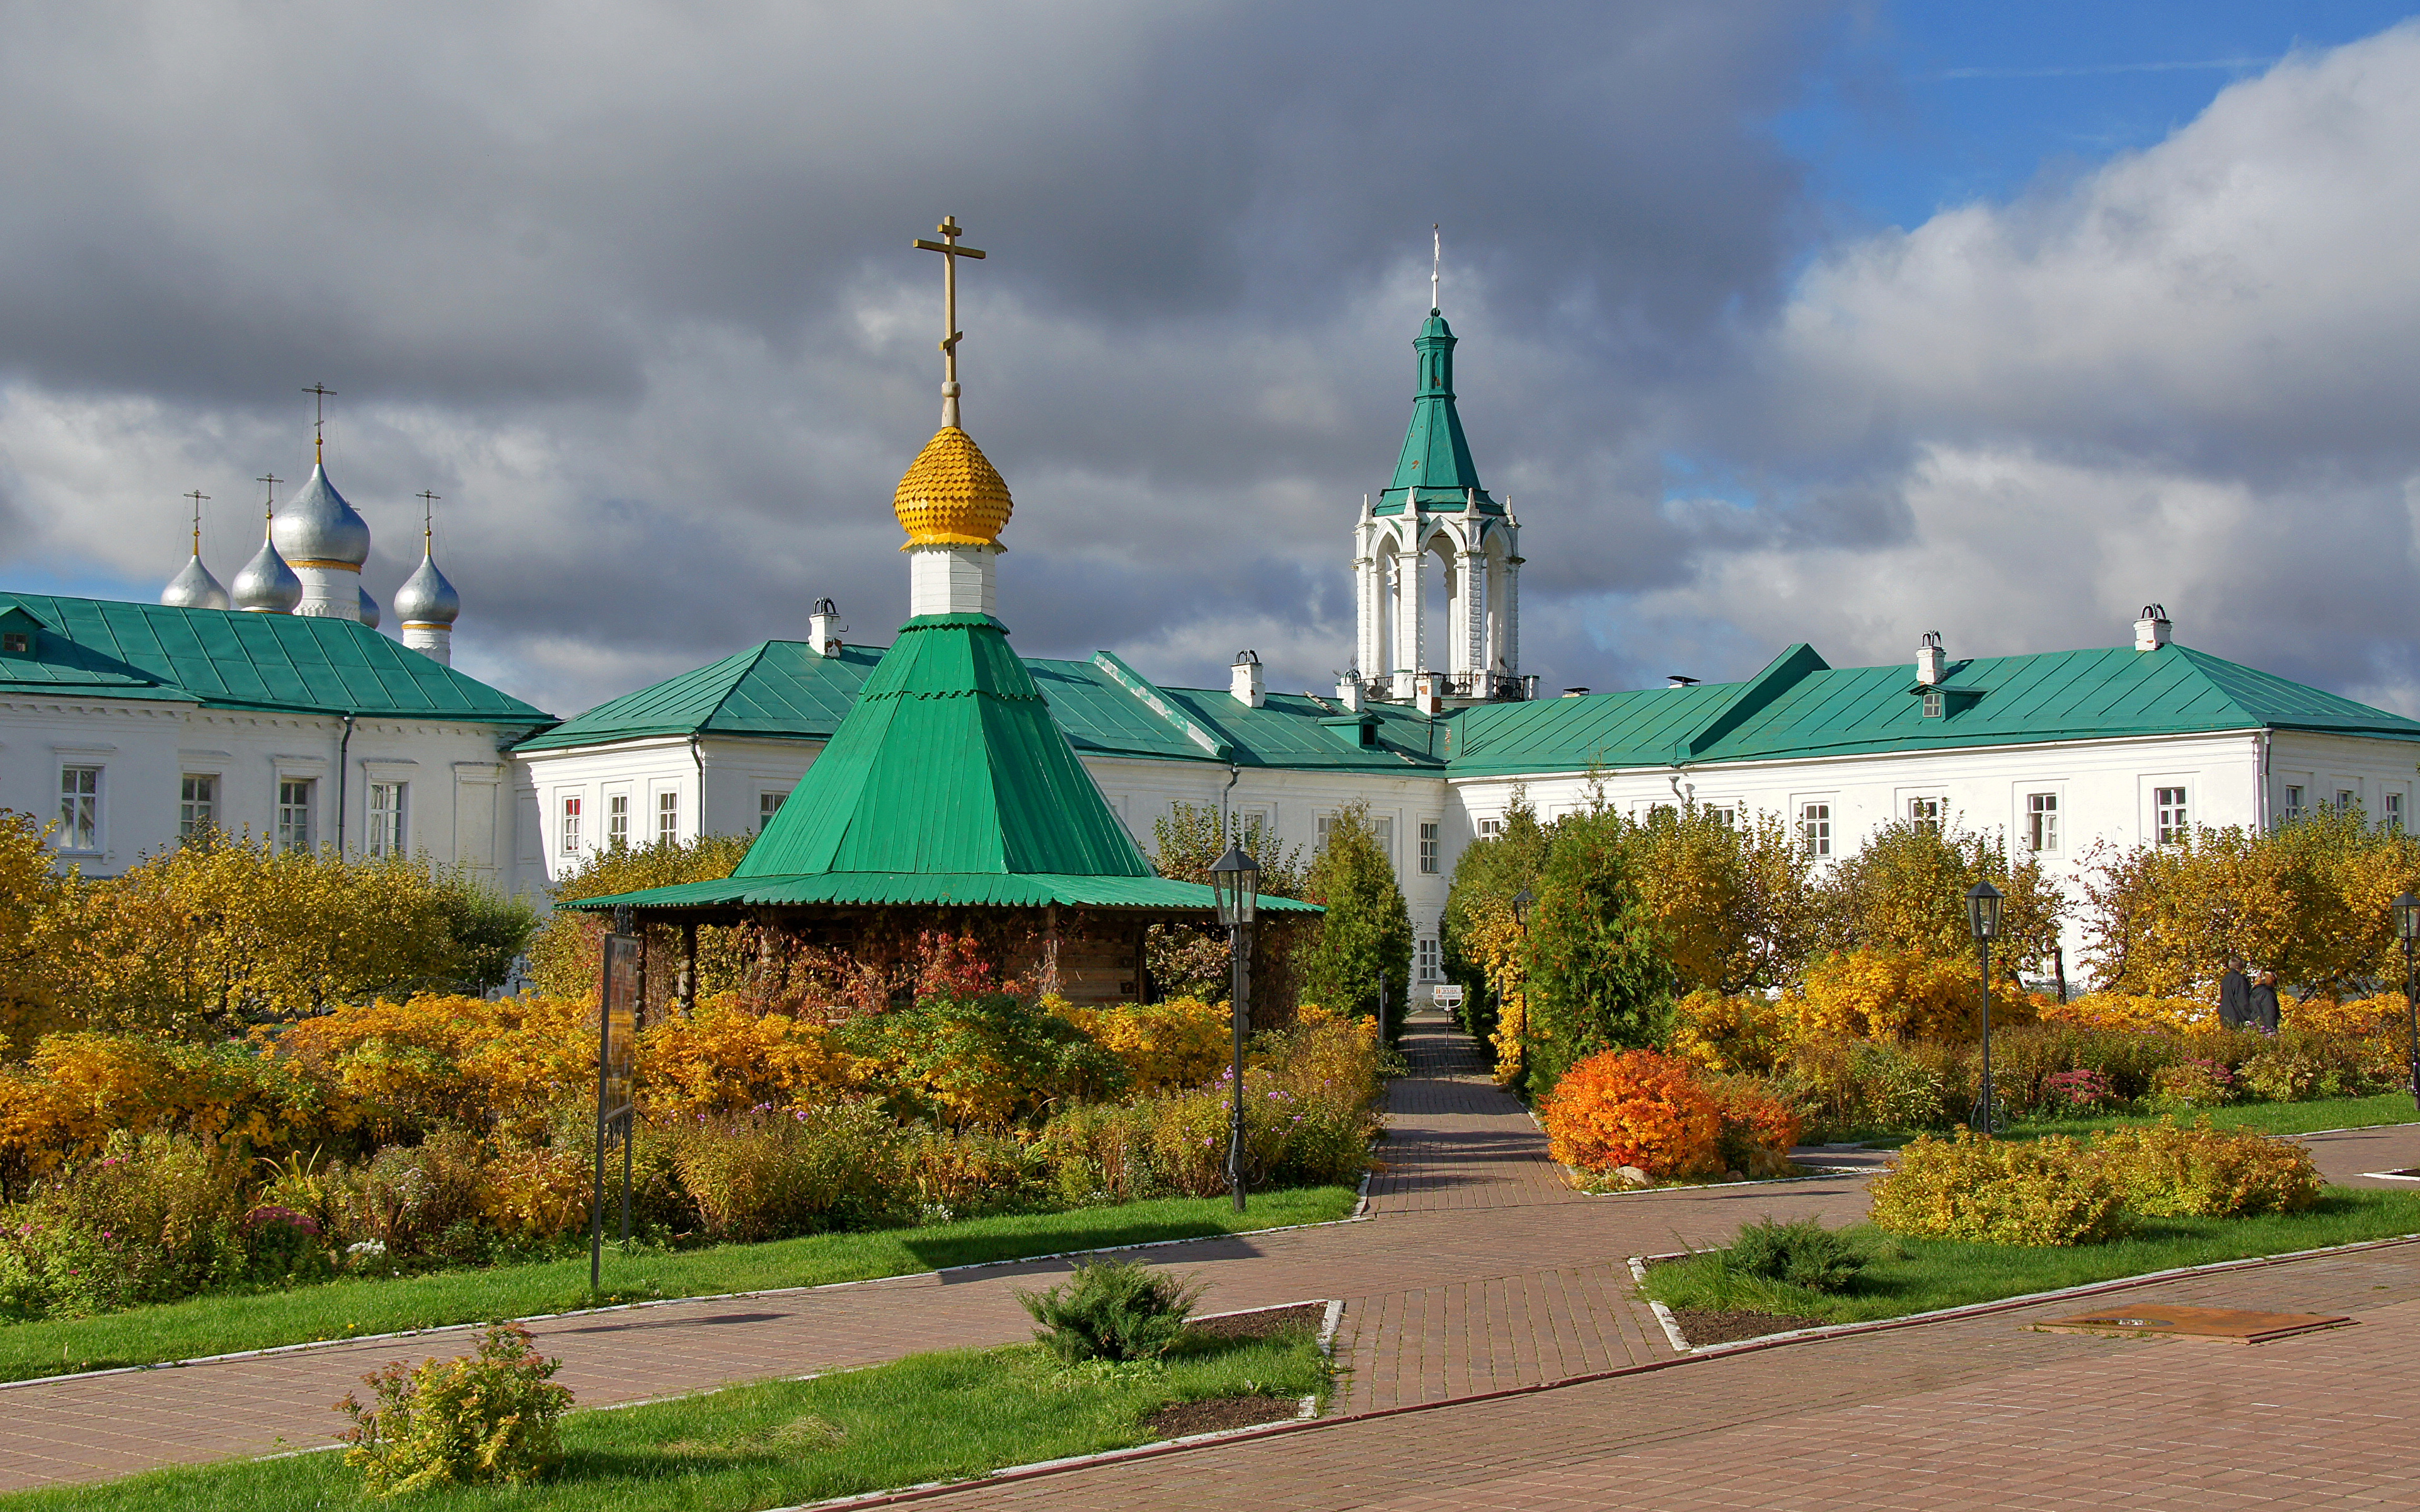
(1850, 1092, 2420, 1147)
(1639, 1188, 2420, 1325)
(0, 1325, 1328, 1511)
(0, 1186, 1355, 1385)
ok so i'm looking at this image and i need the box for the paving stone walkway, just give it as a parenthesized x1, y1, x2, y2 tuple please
(0, 1010, 2414, 1494)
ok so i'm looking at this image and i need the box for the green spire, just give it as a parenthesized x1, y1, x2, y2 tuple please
(734, 613, 1153, 879)
(1376, 311, 1499, 516)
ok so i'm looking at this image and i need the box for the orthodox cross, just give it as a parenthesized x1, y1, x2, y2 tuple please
(257, 473, 282, 533)
(1431, 224, 1441, 314)
(183, 489, 209, 553)
(912, 216, 986, 428)
(417, 490, 441, 546)
(302, 383, 336, 463)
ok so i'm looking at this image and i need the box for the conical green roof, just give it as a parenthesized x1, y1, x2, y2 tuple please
(1376, 311, 1500, 516)
(736, 613, 1151, 878)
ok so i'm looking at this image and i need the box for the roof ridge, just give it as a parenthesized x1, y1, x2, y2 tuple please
(694, 640, 778, 731)
(1086, 650, 1231, 759)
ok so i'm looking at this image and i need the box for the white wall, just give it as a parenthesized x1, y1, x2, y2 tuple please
(1, 696, 519, 882)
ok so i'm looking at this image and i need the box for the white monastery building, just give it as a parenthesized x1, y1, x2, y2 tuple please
(9, 289, 2420, 995)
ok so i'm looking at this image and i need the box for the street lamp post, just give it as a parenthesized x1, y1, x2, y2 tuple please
(1966, 881, 2003, 1135)
(1211, 846, 1262, 1214)
(2395, 893, 2420, 1113)
(1511, 888, 1533, 1088)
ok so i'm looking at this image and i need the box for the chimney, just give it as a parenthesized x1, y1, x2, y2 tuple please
(1230, 649, 1265, 708)
(1667, 674, 1700, 690)
(808, 597, 842, 657)
(1335, 668, 1363, 712)
(1417, 670, 1444, 716)
(1916, 631, 1945, 685)
(1560, 687, 1591, 698)
(2135, 604, 2172, 651)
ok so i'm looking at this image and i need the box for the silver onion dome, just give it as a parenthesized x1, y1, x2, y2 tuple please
(231, 529, 303, 612)
(271, 462, 372, 568)
(162, 554, 231, 610)
(357, 583, 381, 629)
(394, 547, 459, 626)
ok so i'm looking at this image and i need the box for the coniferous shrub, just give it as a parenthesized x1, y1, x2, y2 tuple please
(1722, 1217, 1865, 1293)
(1017, 1257, 1203, 1363)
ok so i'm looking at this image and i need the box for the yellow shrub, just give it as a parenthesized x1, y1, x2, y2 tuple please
(2286, 993, 2407, 1038)
(1801, 949, 2037, 1041)
(1489, 992, 1526, 1087)
(1058, 997, 1230, 1094)
(1869, 1128, 2126, 1246)
(639, 999, 855, 1118)
(1666, 988, 1797, 1074)
(475, 1144, 591, 1242)
(2090, 1121, 2321, 1217)
(2039, 993, 2213, 1033)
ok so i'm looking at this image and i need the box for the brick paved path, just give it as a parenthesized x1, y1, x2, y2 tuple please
(0, 1010, 2413, 1492)
(908, 1239, 2420, 1511)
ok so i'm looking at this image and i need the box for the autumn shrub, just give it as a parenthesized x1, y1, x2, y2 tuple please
(343, 1128, 491, 1263)
(2038, 1067, 2118, 1114)
(666, 1101, 899, 1241)
(338, 1322, 572, 1496)
(1665, 988, 1797, 1075)
(243, 1203, 333, 1284)
(640, 1000, 853, 1118)
(1701, 1072, 1802, 1177)
(2146, 1058, 2238, 1113)
(1032, 1102, 1156, 1205)
(2039, 993, 2213, 1034)
(1774, 1036, 1955, 1141)
(0, 1131, 250, 1317)
(1868, 1129, 2127, 1246)
(472, 1144, 591, 1246)
(1540, 1048, 1722, 1181)
(840, 993, 1127, 1128)
(1799, 948, 2038, 1042)
(897, 1129, 1047, 1220)
(1059, 997, 1230, 1094)
(2089, 1120, 2322, 1218)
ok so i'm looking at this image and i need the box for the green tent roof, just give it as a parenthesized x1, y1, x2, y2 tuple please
(570, 614, 1319, 917)
(0, 592, 550, 724)
(1376, 312, 1501, 517)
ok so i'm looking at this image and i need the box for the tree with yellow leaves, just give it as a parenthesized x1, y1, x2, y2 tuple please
(1626, 803, 1822, 997)
(0, 811, 65, 1053)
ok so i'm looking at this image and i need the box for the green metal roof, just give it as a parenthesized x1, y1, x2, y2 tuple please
(513, 639, 880, 752)
(1376, 312, 1501, 517)
(585, 613, 1322, 917)
(0, 593, 550, 724)
(1441, 641, 2420, 777)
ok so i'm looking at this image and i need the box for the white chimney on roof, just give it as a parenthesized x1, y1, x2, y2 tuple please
(1915, 631, 1946, 685)
(2135, 604, 2172, 652)
(1231, 649, 1265, 707)
(1335, 667, 1363, 712)
(808, 597, 842, 657)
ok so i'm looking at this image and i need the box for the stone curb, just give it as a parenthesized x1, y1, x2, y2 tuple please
(776, 1228, 2420, 1510)
(0, 1208, 1375, 1394)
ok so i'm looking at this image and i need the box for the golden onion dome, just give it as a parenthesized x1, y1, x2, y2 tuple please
(893, 425, 1013, 548)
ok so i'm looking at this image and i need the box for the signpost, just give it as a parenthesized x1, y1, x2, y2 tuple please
(592, 914, 640, 1292)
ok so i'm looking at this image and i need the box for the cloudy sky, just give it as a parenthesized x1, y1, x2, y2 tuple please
(6, 1, 2420, 718)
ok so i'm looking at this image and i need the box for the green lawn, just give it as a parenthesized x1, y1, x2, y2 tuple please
(0, 1186, 1356, 1384)
(1640, 1188, 2420, 1326)
(1847, 1092, 2420, 1147)
(0, 1324, 1329, 1511)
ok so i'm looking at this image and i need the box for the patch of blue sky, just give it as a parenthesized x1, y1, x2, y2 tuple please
(1780, 2, 2420, 233)
(1657, 453, 1764, 524)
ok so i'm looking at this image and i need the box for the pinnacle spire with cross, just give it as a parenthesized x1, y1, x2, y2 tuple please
(1432, 223, 1441, 315)
(417, 490, 441, 546)
(257, 473, 281, 534)
(302, 384, 335, 463)
(184, 489, 209, 553)
(912, 216, 986, 429)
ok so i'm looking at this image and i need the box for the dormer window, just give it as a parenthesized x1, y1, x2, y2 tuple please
(1, 633, 26, 654)
(1922, 690, 1943, 718)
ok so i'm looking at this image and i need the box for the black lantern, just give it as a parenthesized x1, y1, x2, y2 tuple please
(2398, 893, 2420, 1114)
(1512, 887, 1534, 932)
(1966, 881, 2003, 942)
(1210, 847, 1260, 929)
(2395, 892, 2420, 943)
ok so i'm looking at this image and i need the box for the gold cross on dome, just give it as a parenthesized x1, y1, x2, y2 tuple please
(302, 384, 336, 462)
(183, 489, 209, 553)
(912, 216, 986, 427)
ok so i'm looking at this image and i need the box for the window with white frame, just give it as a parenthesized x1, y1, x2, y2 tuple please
(1419, 821, 1439, 874)
(1416, 937, 1440, 982)
(58, 767, 100, 851)
(2389, 793, 2406, 831)
(2025, 793, 2059, 854)
(560, 795, 582, 855)
(367, 782, 405, 858)
(608, 793, 628, 845)
(759, 791, 788, 832)
(2155, 786, 2189, 845)
(178, 774, 216, 843)
(1706, 804, 1737, 828)
(1799, 802, 1831, 857)
(1477, 816, 1502, 839)
(1908, 796, 1942, 831)
(275, 778, 314, 853)
(657, 790, 680, 844)
(1372, 815, 1393, 860)
(2283, 784, 2306, 823)
(1240, 810, 1269, 851)
(1921, 690, 1944, 719)
(2337, 789, 2358, 814)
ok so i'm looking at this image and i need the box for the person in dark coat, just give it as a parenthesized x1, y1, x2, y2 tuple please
(2218, 957, 2251, 1030)
(2247, 969, 2282, 1034)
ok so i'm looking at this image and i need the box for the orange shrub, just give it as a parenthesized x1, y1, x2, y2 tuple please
(1702, 1072, 1802, 1177)
(1540, 1048, 1722, 1181)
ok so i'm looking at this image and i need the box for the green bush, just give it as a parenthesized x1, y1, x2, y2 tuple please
(1721, 1217, 1865, 1293)
(839, 993, 1129, 1128)
(2091, 1121, 2322, 1218)
(667, 1101, 901, 1242)
(0, 1131, 248, 1317)
(1869, 1129, 2127, 1246)
(337, 1321, 572, 1496)
(1017, 1257, 1202, 1363)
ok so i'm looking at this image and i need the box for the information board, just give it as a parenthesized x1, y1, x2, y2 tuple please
(598, 934, 639, 1126)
